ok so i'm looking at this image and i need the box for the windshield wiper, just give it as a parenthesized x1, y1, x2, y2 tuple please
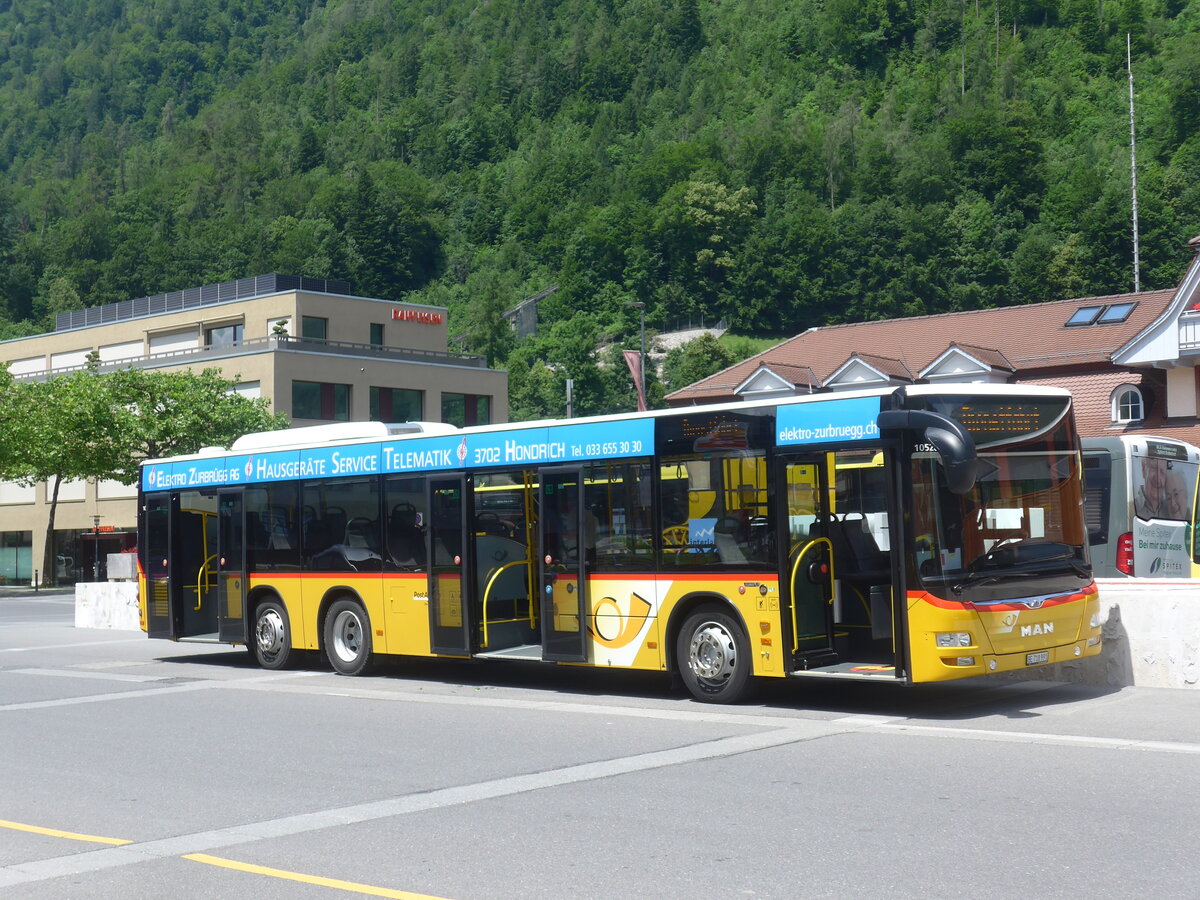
(952, 551, 1089, 595)
(951, 568, 1039, 595)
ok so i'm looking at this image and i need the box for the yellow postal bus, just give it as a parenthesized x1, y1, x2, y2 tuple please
(138, 384, 1101, 703)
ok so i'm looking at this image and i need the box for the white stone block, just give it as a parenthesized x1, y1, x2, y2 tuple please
(74, 582, 141, 631)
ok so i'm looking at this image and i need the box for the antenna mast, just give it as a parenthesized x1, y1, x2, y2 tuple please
(1127, 33, 1141, 293)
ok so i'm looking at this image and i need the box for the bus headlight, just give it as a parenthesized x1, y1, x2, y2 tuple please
(936, 632, 972, 647)
(1090, 613, 1101, 629)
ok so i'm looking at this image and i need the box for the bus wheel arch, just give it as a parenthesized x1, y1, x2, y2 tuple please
(668, 594, 754, 704)
(320, 590, 374, 677)
(249, 592, 294, 670)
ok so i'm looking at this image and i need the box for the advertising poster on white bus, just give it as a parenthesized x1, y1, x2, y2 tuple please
(1132, 441, 1197, 577)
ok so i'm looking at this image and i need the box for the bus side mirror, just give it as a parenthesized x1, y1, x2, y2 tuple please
(925, 425, 978, 495)
(878, 409, 978, 495)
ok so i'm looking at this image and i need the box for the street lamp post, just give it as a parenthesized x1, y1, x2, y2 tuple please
(624, 301, 646, 411)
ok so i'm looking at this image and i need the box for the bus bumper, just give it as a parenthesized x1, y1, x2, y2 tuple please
(924, 635, 1103, 681)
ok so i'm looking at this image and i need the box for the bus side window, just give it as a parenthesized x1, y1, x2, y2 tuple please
(1081, 453, 1110, 547)
(385, 475, 427, 572)
(586, 460, 653, 571)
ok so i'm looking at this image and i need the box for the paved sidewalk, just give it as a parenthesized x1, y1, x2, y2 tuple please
(0, 585, 76, 599)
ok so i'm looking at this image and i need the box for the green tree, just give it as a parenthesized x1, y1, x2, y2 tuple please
(5, 367, 127, 585)
(104, 367, 288, 481)
(1, 366, 286, 584)
(663, 333, 736, 392)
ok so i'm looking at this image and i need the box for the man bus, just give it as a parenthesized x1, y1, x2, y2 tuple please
(139, 384, 1101, 703)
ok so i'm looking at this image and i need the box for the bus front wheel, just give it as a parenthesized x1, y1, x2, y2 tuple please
(253, 599, 294, 670)
(676, 606, 753, 704)
(324, 599, 373, 676)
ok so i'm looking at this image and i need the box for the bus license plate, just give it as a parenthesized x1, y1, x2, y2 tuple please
(1026, 651, 1049, 666)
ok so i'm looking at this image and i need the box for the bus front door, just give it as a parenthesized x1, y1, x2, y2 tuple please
(216, 490, 247, 643)
(429, 475, 473, 656)
(778, 455, 838, 667)
(539, 469, 588, 662)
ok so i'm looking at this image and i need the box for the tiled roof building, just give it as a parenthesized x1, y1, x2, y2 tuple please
(668, 241, 1200, 444)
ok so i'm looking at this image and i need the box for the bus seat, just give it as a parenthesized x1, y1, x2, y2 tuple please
(245, 512, 268, 551)
(813, 517, 890, 584)
(388, 506, 426, 568)
(345, 517, 378, 550)
(304, 519, 334, 558)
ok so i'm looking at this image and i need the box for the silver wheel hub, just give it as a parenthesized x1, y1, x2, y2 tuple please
(688, 621, 736, 685)
(256, 609, 285, 657)
(331, 609, 363, 663)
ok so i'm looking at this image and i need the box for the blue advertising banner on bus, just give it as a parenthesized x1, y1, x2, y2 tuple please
(141, 418, 655, 491)
(776, 396, 882, 446)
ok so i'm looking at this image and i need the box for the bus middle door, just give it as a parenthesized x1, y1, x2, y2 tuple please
(778, 454, 838, 668)
(428, 475, 473, 656)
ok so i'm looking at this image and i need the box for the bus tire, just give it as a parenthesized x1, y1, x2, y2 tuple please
(324, 598, 373, 676)
(252, 599, 294, 670)
(676, 606, 754, 704)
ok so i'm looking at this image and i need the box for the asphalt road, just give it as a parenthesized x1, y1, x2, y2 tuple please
(2, 589, 1198, 899)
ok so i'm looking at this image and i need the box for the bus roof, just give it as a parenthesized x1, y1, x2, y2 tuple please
(141, 382, 1073, 467)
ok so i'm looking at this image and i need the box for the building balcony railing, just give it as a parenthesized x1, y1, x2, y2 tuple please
(13, 335, 489, 382)
(1179, 315, 1200, 352)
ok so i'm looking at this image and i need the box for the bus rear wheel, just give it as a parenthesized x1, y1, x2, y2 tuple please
(324, 599, 373, 676)
(676, 606, 753, 704)
(252, 599, 294, 670)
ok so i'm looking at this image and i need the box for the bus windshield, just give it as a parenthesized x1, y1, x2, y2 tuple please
(911, 396, 1088, 597)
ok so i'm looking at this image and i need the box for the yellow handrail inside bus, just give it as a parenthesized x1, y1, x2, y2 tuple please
(480, 558, 530, 648)
(194, 553, 217, 610)
(789, 537, 834, 653)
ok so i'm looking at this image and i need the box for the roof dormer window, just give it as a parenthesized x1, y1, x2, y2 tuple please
(1112, 385, 1144, 424)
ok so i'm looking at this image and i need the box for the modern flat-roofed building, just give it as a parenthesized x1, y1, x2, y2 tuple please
(0, 274, 507, 585)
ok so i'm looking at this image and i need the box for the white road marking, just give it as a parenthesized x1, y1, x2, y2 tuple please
(3, 667, 1199, 890)
(0, 638, 147, 654)
(7, 667, 167, 683)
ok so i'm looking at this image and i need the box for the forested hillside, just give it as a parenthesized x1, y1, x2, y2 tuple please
(0, 0, 1197, 417)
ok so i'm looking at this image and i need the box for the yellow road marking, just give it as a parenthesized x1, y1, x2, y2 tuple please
(0, 818, 132, 845)
(183, 853, 452, 899)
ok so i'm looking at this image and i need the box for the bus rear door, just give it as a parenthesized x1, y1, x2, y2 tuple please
(143, 492, 175, 639)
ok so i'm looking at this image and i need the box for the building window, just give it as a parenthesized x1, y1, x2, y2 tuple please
(205, 322, 243, 348)
(370, 387, 422, 422)
(369, 323, 385, 347)
(0, 531, 32, 584)
(442, 393, 491, 428)
(292, 381, 351, 420)
(301, 316, 328, 341)
(1112, 385, 1144, 424)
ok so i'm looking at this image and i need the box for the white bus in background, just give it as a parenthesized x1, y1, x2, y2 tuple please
(1082, 435, 1200, 577)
